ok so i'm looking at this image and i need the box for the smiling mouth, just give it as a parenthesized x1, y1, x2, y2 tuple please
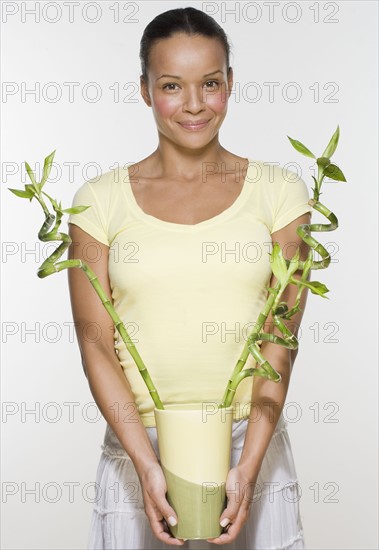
(177, 120, 210, 131)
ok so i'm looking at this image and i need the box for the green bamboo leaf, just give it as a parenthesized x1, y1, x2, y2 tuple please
(287, 136, 315, 159)
(323, 163, 346, 182)
(294, 279, 330, 297)
(40, 150, 56, 188)
(51, 199, 60, 211)
(270, 243, 288, 286)
(25, 183, 37, 202)
(8, 187, 34, 199)
(42, 190, 60, 210)
(25, 184, 35, 194)
(24, 162, 39, 192)
(316, 157, 331, 169)
(62, 205, 91, 214)
(322, 125, 340, 159)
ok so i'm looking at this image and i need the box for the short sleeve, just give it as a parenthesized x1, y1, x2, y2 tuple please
(67, 180, 109, 245)
(271, 170, 312, 234)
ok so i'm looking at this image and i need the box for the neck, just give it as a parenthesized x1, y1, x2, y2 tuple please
(149, 136, 232, 181)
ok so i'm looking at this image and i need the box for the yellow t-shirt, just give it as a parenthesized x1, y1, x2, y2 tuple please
(68, 158, 312, 427)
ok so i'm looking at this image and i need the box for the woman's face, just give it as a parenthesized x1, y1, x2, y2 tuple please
(140, 32, 233, 149)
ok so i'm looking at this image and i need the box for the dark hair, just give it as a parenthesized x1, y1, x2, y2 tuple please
(139, 7, 232, 82)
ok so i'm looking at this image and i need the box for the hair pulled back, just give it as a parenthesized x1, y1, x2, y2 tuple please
(139, 7, 232, 82)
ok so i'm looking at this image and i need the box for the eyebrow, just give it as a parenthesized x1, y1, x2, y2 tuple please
(156, 70, 223, 81)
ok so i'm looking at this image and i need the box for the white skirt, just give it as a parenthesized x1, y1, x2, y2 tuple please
(88, 412, 306, 549)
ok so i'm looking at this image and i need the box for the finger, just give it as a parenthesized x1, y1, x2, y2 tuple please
(207, 518, 234, 544)
(219, 478, 242, 526)
(206, 519, 241, 545)
(149, 514, 185, 545)
(206, 530, 233, 545)
(145, 500, 184, 545)
(220, 480, 253, 528)
(207, 504, 250, 544)
(146, 484, 179, 531)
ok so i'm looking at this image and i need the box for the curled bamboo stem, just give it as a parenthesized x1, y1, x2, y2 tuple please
(9, 154, 164, 410)
(220, 125, 346, 408)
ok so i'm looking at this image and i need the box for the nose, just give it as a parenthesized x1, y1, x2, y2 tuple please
(182, 85, 206, 113)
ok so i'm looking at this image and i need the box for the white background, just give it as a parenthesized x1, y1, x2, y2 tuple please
(1, 1, 378, 549)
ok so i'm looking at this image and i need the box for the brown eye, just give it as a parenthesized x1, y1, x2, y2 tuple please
(204, 80, 219, 89)
(162, 83, 179, 91)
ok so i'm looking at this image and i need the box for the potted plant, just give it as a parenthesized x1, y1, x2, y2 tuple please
(8, 126, 345, 540)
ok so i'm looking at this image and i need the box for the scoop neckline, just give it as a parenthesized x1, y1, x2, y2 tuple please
(123, 157, 256, 231)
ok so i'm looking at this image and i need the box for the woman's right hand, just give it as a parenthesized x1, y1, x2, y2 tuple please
(138, 462, 185, 546)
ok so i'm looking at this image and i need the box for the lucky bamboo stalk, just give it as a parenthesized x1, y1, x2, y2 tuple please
(220, 125, 346, 408)
(8, 152, 164, 410)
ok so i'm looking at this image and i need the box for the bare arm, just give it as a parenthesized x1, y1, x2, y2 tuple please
(67, 223, 185, 545)
(67, 223, 159, 476)
(237, 211, 311, 477)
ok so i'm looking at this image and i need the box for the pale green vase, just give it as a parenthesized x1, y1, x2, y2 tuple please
(154, 403, 233, 541)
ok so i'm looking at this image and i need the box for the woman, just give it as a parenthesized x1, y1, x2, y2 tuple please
(68, 7, 311, 549)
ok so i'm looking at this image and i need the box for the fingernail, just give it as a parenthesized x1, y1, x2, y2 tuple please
(168, 516, 177, 526)
(220, 518, 230, 527)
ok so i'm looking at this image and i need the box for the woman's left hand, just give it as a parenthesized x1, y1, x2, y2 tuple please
(206, 464, 257, 545)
